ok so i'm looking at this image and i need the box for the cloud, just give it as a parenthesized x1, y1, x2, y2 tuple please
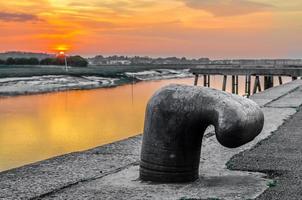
(68, 0, 156, 14)
(181, 0, 272, 16)
(0, 12, 40, 22)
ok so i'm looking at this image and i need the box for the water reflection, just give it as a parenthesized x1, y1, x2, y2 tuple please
(0, 76, 291, 171)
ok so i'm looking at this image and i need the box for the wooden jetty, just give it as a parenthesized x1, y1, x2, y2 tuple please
(190, 65, 302, 97)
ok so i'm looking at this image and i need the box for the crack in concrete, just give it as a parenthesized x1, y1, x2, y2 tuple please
(30, 161, 140, 200)
(263, 86, 300, 108)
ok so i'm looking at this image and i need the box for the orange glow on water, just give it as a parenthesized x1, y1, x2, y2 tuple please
(0, 78, 194, 172)
(0, 77, 292, 172)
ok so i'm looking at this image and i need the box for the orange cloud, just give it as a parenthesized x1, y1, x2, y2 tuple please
(181, 0, 273, 16)
(0, 12, 40, 22)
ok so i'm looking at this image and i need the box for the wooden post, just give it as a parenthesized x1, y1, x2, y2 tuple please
(245, 75, 251, 97)
(207, 75, 210, 87)
(264, 76, 274, 90)
(232, 75, 236, 94)
(245, 76, 248, 94)
(264, 76, 268, 89)
(253, 76, 258, 94)
(278, 76, 283, 85)
(270, 76, 274, 88)
(203, 75, 207, 87)
(194, 74, 199, 86)
(258, 77, 262, 92)
(247, 75, 251, 97)
(222, 75, 227, 91)
(253, 76, 261, 94)
(235, 76, 239, 94)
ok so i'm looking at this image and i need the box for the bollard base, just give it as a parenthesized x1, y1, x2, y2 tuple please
(140, 168, 198, 183)
(140, 161, 199, 183)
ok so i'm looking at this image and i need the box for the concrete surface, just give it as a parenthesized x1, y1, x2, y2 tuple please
(1, 80, 302, 200)
(228, 107, 302, 199)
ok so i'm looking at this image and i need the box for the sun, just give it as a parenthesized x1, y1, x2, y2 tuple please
(54, 45, 69, 53)
(53, 45, 70, 56)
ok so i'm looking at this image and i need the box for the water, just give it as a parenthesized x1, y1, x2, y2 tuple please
(0, 76, 291, 172)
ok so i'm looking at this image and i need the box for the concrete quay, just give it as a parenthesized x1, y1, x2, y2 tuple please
(1, 80, 302, 200)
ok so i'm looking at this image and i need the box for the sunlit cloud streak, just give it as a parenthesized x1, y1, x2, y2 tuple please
(180, 0, 273, 16)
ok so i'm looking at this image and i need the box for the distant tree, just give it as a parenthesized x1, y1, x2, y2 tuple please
(95, 55, 104, 59)
(67, 56, 88, 67)
(40, 58, 57, 65)
(14, 58, 29, 65)
(4, 57, 40, 65)
(6, 57, 15, 65)
(0, 59, 5, 65)
(28, 57, 39, 65)
(40, 56, 88, 67)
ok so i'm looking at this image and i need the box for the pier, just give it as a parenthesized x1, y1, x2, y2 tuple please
(190, 65, 302, 96)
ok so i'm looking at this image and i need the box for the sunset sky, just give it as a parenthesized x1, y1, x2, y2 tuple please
(0, 0, 302, 58)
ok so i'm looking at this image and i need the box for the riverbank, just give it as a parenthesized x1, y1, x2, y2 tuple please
(1, 80, 302, 199)
(0, 65, 193, 96)
(0, 64, 196, 78)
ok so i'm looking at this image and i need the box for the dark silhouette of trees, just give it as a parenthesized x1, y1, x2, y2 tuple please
(0, 59, 5, 65)
(40, 56, 88, 67)
(6, 57, 15, 65)
(4, 57, 40, 65)
(28, 58, 39, 65)
(14, 58, 28, 65)
(3, 56, 88, 67)
(67, 56, 88, 67)
(40, 58, 57, 65)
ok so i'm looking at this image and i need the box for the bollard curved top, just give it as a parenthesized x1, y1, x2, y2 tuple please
(140, 84, 264, 183)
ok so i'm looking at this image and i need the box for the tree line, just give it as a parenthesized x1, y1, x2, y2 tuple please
(0, 56, 88, 67)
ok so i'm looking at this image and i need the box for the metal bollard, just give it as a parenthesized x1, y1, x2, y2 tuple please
(140, 84, 264, 183)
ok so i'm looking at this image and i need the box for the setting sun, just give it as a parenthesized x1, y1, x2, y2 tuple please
(54, 45, 69, 53)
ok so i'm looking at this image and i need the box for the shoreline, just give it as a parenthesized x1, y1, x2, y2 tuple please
(1, 80, 302, 199)
(0, 75, 124, 97)
(0, 69, 193, 97)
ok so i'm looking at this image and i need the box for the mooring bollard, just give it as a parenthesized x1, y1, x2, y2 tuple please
(140, 84, 264, 183)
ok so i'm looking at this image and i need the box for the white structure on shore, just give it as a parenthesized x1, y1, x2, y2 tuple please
(108, 60, 131, 65)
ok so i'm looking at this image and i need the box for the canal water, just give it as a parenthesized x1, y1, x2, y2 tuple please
(0, 76, 291, 171)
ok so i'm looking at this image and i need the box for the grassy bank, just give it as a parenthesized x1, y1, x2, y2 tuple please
(0, 64, 196, 78)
